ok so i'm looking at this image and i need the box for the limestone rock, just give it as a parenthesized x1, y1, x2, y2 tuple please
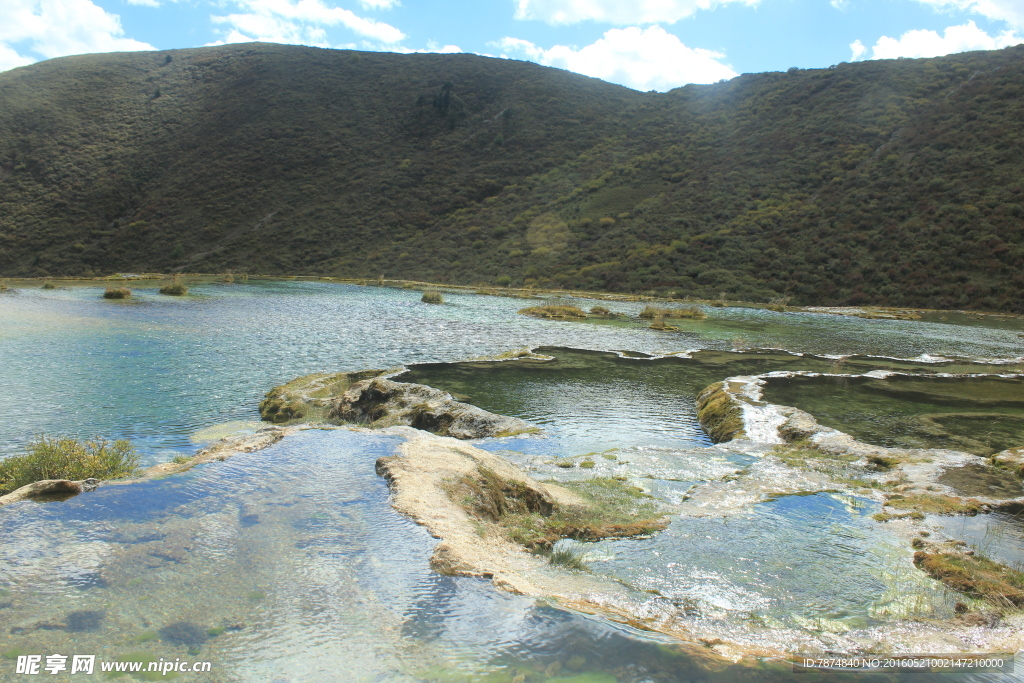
(331, 377, 536, 439)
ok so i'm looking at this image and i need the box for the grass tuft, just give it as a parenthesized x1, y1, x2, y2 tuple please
(421, 290, 444, 304)
(159, 274, 188, 296)
(648, 316, 679, 331)
(103, 287, 131, 299)
(543, 541, 589, 570)
(886, 493, 982, 516)
(914, 549, 1024, 606)
(0, 435, 140, 494)
(518, 305, 587, 319)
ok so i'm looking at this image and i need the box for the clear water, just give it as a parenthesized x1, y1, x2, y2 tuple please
(761, 375, 1024, 455)
(2, 280, 1022, 461)
(2, 281, 1024, 682)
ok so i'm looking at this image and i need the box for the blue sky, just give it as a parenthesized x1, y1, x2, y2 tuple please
(2, 0, 1022, 90)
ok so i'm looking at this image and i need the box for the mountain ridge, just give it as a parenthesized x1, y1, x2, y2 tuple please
(1, 42, 1022, 310)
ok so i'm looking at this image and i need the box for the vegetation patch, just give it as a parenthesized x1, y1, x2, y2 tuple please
(914, 550, 1024, 606)
(518, 305, 588, 319)
(648, 316, 679, 331)
(0, 435, 140, 494)
(103, 287, 132, 299)
(695, 382, 746, 443)
(885, 493, 982, 516)
(449, 472, 666, 550)
(159, 274, 188, 296)
(639, 305, 707, 320)
(421, 290, 444, 304)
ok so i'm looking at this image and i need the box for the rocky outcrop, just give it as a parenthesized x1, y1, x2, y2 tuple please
(0, 478, 98, 507)
(374, 428, 665, 583)
(259, 369, 392, 423)
(260, 370, 537, 439)
(330, 378, 536, 438)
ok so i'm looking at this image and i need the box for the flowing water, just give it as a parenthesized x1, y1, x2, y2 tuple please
(2, 280, 1024, 682)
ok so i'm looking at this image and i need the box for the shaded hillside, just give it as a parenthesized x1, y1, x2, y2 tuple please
(1, 43, 1022, 310)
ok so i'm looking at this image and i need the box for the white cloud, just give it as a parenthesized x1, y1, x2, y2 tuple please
(513, 0, 759, 25)
(359, 0, 399, 8)
(393, 41, 462, 54)
(0, 0, 154, 72)
(849, 39, 867, 60)
(497, 26, 737, 91)
(913, 0, 1024, 30)
(853, 20, 1023, 60)
(211, 0, 405, 47)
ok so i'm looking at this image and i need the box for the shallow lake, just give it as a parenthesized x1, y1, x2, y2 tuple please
(2, 280, 1023, 681)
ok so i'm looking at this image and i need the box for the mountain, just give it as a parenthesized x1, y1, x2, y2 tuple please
(1, 42, 1022, 310)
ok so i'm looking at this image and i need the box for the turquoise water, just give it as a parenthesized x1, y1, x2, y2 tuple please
(1, 280, 1022, 461)
(3, 281, 1024, 682)
(761, 374, 1024, 455)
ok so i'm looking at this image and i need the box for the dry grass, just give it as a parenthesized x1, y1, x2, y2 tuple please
(518, 305, 587, 319)
(639, 305, 707, 320)
(159, 274, 188, 296)
(103, 287, 131, 299)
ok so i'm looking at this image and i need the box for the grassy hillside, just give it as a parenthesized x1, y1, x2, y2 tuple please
(1, 42, 1022, 310)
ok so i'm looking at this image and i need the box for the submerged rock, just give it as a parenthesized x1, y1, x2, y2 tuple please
(159, 621, 209, 646)
(64, 610, 104, 632)
(0, 478, 99, 507)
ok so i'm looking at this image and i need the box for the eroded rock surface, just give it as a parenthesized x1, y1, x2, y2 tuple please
(332, 378, 536, 438)
(260, 370, 537, 439)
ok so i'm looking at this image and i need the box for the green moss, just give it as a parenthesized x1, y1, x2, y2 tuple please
(886, 493, 982, 515)
(695, 382, 746, 443)
(132, 630, 159, 643)
(872, 511, 924, 522)
(0, 435, 140, 494)
(450, 472, 666, 551)
(502, 477, 667, 549)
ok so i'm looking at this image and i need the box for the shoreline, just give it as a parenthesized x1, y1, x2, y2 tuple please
(3, 272, 1023, 321)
